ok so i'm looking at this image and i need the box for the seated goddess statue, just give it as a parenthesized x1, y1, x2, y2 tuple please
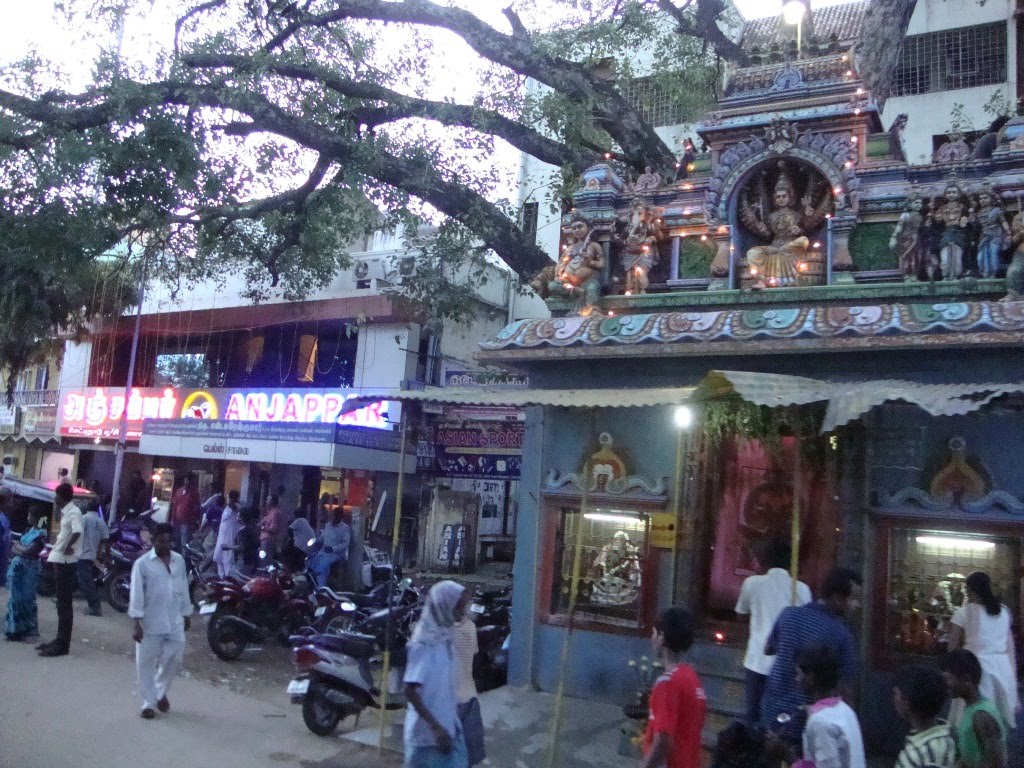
(739, 169, 830, 288)
(548, 215, 606, 316)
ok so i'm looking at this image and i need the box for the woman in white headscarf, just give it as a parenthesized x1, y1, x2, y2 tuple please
(404, 580, 471, 768)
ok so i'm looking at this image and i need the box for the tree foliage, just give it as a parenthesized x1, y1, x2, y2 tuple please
(0, 0, 916, 381)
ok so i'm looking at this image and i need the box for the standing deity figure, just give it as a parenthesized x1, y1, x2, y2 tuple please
(975, 188, 1010, 278)
(739, 167, 830, 288)
(1002, 210, 1024, 302)
(633, 165, 661, 192)
(617, 200, 662, 295)
(889, 194, 925, 281)
(935, 183, 969, 279)
(548, 215, 606, 316)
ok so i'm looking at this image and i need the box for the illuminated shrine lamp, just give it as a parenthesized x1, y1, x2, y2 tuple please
(700, 234, 708, 241)
(851, 136, 858, 144)
(713, 631, 727, 643)
(797, 262, 808, 272)
(749, 266, 759, 276)
(813, 242, 821, 249)
(674, 405, 694, 430)
(834, 187, 843, 195)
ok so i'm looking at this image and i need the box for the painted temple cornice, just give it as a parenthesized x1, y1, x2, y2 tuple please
(478, 300, 1024, 362)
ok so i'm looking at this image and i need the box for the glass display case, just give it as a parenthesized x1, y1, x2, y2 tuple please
(550, 506, 649, 628)
(885, 527, 1020, 656)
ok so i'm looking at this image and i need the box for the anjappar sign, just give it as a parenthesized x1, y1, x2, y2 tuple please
(59, 387, 394, 441)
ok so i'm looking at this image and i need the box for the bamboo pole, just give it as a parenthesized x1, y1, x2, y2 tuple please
(547, 442, 593, 768)
(791, 435, 802, 606)
(670, 423, 686, 603)
(378, 416, 409, 751)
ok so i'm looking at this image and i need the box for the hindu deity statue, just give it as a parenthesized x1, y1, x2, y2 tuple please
(617, 200, 663, 295)
(548, 215, 606, 315)
(889, 193, 925, 281)
(633, 165, 661, 192)
(739, 165, 831, 288)
(975, 187, 1010, 278)
(1002, 210, 1024, 302)
(935, 183, 969, 279)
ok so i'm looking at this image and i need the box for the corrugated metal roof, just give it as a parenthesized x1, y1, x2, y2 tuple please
(698, 371, 835, 407)
(821, 381, 1024, 432)
(741, 0, 869, 51)
(342, 386, 696, 411)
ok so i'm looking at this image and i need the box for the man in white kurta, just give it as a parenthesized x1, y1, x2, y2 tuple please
(128, 524, 192, 719)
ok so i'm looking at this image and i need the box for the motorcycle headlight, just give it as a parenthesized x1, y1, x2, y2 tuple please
(340, 601, 357, 612)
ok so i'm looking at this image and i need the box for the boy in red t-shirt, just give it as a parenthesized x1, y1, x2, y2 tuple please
(641, 607, 707, 768)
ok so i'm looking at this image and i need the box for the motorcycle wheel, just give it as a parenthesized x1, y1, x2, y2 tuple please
(324, 615, 355, 635)
(36, 574, 56, 598)
(106, 571, 132, 613)
(302, 683, 342, 736)
(189, 578, 208, 608)
(207, 607, 247, 661)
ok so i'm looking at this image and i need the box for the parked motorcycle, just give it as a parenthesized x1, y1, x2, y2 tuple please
(311, 577, 420, 635)
(470, 585, 511, 691)
(288, 600, 419, 736)
(202, 563, 315, 661)
(104, 542, 147, 613)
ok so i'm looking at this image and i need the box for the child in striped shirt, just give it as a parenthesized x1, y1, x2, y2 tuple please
(892, 665, 956, 768)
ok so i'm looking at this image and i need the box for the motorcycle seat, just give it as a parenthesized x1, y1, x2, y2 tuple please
(311, 631, 376, 660)
(317, 586, 354, 603)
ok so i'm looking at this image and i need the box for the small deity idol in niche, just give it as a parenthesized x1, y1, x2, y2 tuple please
(1001, 209, 1024, 302)
(738, 163, 831, 288)
(889, 193, 925, 281)
(617, 199, 663, 295)
(935, 183, 970, 279)
(633, 165, 661, 192)
(975, 187, 1010, 278)
(588, 530, 641, 607)
(548, 214, 606, 316)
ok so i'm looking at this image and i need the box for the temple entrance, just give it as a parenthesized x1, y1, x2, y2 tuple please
(704, 437, 840, 614)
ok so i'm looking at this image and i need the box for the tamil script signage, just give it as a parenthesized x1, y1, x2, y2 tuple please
(443, 370, 529, 388)
(432, 421, 523, 480)
(60, 387, 394, 441)
(0, 406, 18, 436)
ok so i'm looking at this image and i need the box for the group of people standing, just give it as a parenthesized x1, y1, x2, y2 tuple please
(730, 539, 1016, 768)
(168, 477, 353, 588)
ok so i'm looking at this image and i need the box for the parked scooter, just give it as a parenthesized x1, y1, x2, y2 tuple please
(311, 577, 420, 635)
(288, 600, 419, 736)
(202, 562, 315, 661)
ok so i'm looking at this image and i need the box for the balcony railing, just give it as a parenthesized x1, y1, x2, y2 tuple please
(10, 389, 59, 407)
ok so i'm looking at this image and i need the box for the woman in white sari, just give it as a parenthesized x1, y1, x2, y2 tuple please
(948, 571, 1019, 727)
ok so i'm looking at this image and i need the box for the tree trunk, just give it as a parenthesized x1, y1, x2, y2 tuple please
(855, 0, 918, 111)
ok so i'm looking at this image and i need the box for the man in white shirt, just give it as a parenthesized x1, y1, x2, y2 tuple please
(734, 539, 811, 725)
(39, 483, 83, 657)
(78, 504, 110, 617)
(128, 523, 193, 720)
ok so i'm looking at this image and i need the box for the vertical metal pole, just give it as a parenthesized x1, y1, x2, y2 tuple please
(670, 424, 686, 603)
(378, 414, 408, 751)
(548, 417, 594, 768)
(826, 216, 834, 286)
(109, 252, 146, 524)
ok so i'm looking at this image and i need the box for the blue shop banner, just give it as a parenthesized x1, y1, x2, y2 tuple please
(143, 418, 336, 443)
(431, 421, 523, 480)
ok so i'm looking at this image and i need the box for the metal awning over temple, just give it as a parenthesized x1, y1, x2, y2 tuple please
(349, 370, 1024, 432)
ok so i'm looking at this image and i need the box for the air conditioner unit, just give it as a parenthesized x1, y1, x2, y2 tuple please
(354, 259, 387, 282)
(2, 454, 17, 468)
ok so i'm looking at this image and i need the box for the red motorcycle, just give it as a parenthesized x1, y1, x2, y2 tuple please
(201, 564, 314, 661)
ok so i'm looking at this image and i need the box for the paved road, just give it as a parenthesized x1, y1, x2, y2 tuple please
(0, 594, 401, 768)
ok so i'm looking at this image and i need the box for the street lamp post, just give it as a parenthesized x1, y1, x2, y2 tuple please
(782, 0, 809, 59)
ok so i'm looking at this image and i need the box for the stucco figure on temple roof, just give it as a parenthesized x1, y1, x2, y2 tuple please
(548, 215, 606, 316)
(616, 199, 663, 295)
(739, 162, 831, 288)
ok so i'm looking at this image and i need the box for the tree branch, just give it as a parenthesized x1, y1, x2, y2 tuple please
(259, 0, 675, 170)
(657, 0, 748, 66)
(184, 53, 600, 171)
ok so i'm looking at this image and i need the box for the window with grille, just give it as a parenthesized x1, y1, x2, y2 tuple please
(621, 77, 688, 128)
(885, 527, 1019, 656)
(892, 22, 1007, 97)
(550, 506, 649, 628)
(521, 202, 539, 246)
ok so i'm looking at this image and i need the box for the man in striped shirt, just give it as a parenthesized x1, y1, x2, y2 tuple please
(892, 665, 956, 768)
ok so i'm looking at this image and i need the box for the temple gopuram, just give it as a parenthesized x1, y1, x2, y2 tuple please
(475, 1, 1024, 759)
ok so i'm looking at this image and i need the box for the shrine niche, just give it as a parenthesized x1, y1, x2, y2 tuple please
(736, 159, 833, 288)
(614, 199, 666, 296)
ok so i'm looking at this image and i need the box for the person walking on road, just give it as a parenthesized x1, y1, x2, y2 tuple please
(213, 491, 241, 578)
(128, 523, 193, 720)
(735, 539, 812, 725)
(78, 504, 109, 616)
(640, 606, 707, 768)
(4, 509, 46, 641)
(453, 608, 486, 766)
(38, 483, 82, 657)
(948, 571, 1020, 727)
(760, 567, 862, 743)
(0, 488, 12, 588)
(170, 473, 201, 551)
(403, 580, 471, 768)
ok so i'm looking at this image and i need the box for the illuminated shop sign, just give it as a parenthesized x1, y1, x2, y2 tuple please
(59, 387, 392, 440)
